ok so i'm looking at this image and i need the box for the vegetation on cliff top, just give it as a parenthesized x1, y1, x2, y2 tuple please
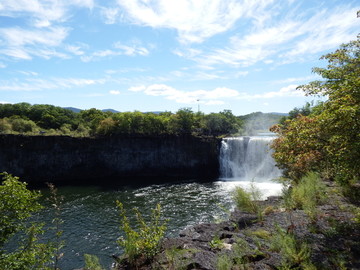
(0, 105, 246, 137)
(0, 103, 283, 138)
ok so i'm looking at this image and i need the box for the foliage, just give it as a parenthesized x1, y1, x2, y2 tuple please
(232, 184, 265, 221)
(0, 173, 55, 269)
(83, 254, 104, 270)
(270, 115, 326, 181)
(233, 186, 259, 214)
(0, 103, 244, 137)
(270, 226, 314, 269)
(116, 201, 167, 264)
(209, 235, 224, 250)
(163, 247, 197, 270)
(290, 172, 327, 221)
(271, 37, 360, 185)
(46, 183, 64, 269)
(216, 253, 234, 270)
(245, 229, 271, 240)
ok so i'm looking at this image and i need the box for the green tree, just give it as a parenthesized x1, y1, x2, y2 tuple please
(0, 173, 55, 269)
(272, 36, 360, 184)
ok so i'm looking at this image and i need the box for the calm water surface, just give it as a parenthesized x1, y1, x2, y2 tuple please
(39, 180, 281, 269)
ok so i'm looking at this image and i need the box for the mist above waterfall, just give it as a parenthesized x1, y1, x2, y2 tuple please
(239, 112, 285, 136)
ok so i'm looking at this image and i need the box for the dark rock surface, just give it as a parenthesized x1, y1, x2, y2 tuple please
(116, 193, 360, 270)
(0, 134, 220, 185)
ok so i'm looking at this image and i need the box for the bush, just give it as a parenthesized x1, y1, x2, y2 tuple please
(116, 201, 167, 265)
(290, 172, 327, 221)
(270, 226, 314, 269)
(233, 186, 259, 214)
(0, 173, 55, 269)
(84, 254, 104, 270)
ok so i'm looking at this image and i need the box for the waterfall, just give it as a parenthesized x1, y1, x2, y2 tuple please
(219, 136, 282, 182)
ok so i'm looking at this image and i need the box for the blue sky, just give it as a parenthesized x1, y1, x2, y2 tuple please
(0, 0, 359, 115)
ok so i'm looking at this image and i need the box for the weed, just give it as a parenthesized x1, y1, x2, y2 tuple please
(263, 205, 275, 216)
(116, 201, 168, 265)
(245, 229, 271, 240)
(270, 226, 314, 269)
(216, 253, 234, 270)
(210, 235, 224, 250)
(83, 254, 104, 270)
(284, 172, 327, 222)
(232, 185, 265, 221)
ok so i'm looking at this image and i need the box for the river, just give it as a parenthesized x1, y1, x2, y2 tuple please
(37, 136, 282, 269)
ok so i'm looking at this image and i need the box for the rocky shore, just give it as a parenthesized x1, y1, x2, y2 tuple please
(116, 184, 360, 270)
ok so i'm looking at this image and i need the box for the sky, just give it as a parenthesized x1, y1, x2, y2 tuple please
(0, 0, 359, 116)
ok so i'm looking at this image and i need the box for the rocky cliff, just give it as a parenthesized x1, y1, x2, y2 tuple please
(0, 135, 221, 185)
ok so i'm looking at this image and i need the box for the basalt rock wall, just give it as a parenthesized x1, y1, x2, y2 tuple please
(0, 135, 221, 185)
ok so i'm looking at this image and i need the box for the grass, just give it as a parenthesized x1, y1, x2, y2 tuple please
(270, 226, 315, 269)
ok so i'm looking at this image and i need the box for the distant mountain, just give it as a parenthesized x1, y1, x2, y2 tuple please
(268, 112, 289, 116)
(102, 109, 120, 113)
(63, 107, 120, 113)
(63, 107, 82, 113)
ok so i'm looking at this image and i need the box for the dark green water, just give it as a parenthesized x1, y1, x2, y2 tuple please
(39, 180, 281, 269)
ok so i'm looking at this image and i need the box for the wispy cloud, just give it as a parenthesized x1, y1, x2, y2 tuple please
(193, 4, 359, 67)
(0, 77, 105, 91)
(0, 0, 93, 60)
(0, 26, 69, 60)
(109, 90, 121, 95)
(129, 84, 239, 104)
(0, 0, 94, 27)
(80, 41, 150, 62)
(114, 0, 274, 44)
(272, 75, 319, 84)
(129, 83, 306, 104)
(236, 85, 305, 100)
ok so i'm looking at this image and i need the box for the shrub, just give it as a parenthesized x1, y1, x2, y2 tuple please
(84, 254, 104, 270)
(270, 226, 314, 269)
(0, 172, 55, 269)
(290, 172, 327, 221)
(233, 186, 259, 214)
(116, 201, 167, 264)
(232, 184, 265, 221)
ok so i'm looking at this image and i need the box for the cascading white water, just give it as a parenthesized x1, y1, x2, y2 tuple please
(220, 136, 282, 182)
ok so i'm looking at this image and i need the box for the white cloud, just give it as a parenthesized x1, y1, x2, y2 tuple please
(0, 63, 6, 68)
(109, 90, 121, 95)
(0, 0, 93, 60)
(0, 0, 94, 27)
(272, 75, 319, 84)
(18, 71, 38, 76)
(116, 0, 274, 43)
(129, 83, 306, 105)
(128, 84, 240, 104)
(194, 4, 359, 67)
(0, 26, 69, 60)
(66, 44, 86, 56)
(113, 42, 149, 56)
(0, 77, 105, 91)
(236, 85, 305, 100)
(81, 42, 150, 62)
(101, 7, 121, 24)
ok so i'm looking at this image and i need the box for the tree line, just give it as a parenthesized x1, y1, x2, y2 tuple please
(0, 104, 244, 137)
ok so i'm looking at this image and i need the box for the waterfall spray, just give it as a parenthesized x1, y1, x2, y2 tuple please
(219, 136, 282, 182)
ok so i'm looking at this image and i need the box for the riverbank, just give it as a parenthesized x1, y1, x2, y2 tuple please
(115, 181, 360, 270)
